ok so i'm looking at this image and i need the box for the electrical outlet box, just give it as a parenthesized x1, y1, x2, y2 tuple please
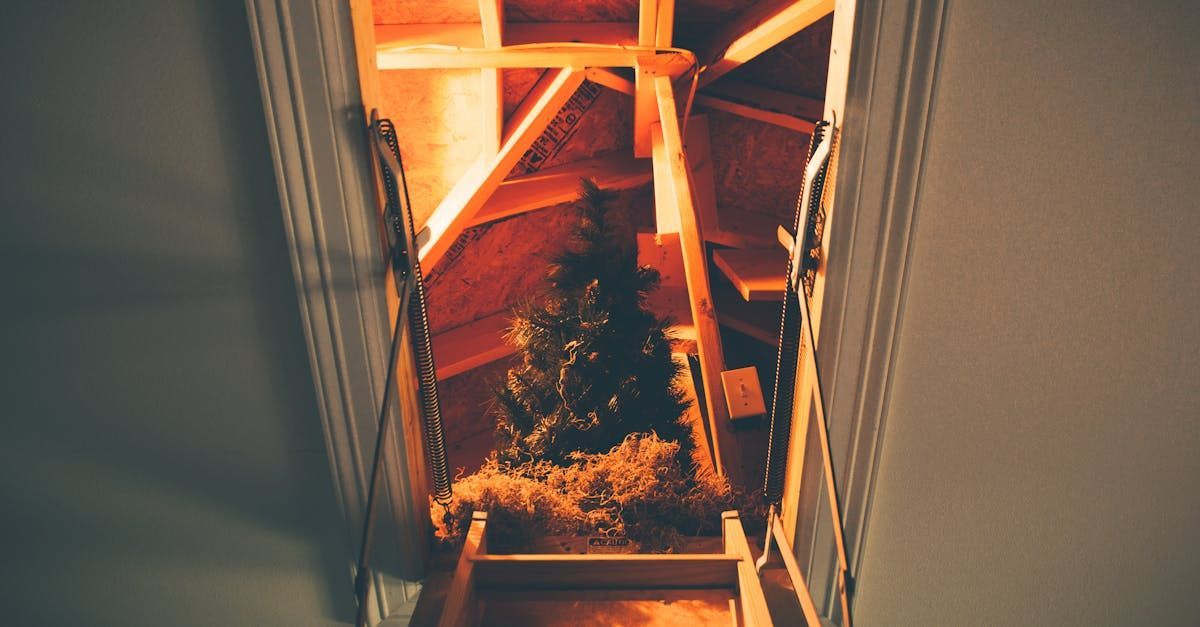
(721, 366, 766, 420)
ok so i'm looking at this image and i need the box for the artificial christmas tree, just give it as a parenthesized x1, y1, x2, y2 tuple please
(492, 180, 693, 467)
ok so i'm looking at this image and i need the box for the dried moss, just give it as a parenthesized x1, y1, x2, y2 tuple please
(433, 434, 763, 552)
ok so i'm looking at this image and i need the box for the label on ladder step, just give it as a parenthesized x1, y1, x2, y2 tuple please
(586, 536, 637, 554)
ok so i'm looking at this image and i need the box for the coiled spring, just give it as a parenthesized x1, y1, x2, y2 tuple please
(376, 119, 452, 504)
(763, 120, 831, 504)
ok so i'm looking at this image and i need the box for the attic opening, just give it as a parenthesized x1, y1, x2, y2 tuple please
(341, 0, 851, 623)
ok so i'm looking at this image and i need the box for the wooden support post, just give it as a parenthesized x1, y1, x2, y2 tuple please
(698, 0, 833, 87)
(438, 512, 488, 627)
(652, 114, 719, 236)
(478, 1, 504, 157)
(419, 68, 585, 270)
(633, 0, 659, 157)
(723, 511, 773, 625)
(652, 76, 739, 483)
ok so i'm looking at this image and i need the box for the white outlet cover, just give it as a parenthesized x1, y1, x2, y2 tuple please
(721, 366, 767, 420)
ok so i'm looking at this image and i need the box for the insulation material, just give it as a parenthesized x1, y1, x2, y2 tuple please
(379, 69, 483, 227)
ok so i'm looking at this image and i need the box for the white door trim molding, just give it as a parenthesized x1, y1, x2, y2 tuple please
(795, 0, 950, 615)
(244, 0, 424, 622)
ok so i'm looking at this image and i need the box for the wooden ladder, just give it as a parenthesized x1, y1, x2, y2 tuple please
(436, 511, 773, 626)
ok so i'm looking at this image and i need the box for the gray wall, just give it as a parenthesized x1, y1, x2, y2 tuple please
(0, 2, 355, 625)
(854, 2, 1200, 625)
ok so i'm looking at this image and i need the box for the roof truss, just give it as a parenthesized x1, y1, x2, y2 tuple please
(698, 0, 833, 87)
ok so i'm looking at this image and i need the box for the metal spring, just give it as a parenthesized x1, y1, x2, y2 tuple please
(376, 120, 452, 504)
(763, 121, 831, 504)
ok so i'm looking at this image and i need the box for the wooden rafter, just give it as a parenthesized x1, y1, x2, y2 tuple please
(705, 79, 824, 121)
(375, 22, 637, 49)
(471, 152, 652, 226)
(652, 75, 739, 482)
(694, 93, 816, 133)
(697, 0, 833, 87)
(432, 312, 514, 380)
(377, 43, 693, 77)
(478, 1, 504, 157)
(418, 68, 585, 269)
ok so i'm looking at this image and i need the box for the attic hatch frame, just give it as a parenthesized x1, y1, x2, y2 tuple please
(245, 0, 945, 624)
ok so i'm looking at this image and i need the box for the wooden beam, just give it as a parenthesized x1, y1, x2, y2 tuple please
(431, 312, 515, 380)
(698, 0, 834, 87)
(704, 79, 824, 121)
(713, 248, 787, 301)
(478, 1, 504, 157)
(584, 68, 635, 95)
(633, 0, 659, 157)
(656, 0, 676, 48)
(652, 76, 738, 482)
(471, 152, 653, 226)
(377, 43, 694, 77)
(375, 22, 637, 49)
(438, 512, 488, 627)
(419, 68, 585, 269)
(472, 554, 741, 590)
(694, 93, 816, 133)
(723, 511, 773, 626)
